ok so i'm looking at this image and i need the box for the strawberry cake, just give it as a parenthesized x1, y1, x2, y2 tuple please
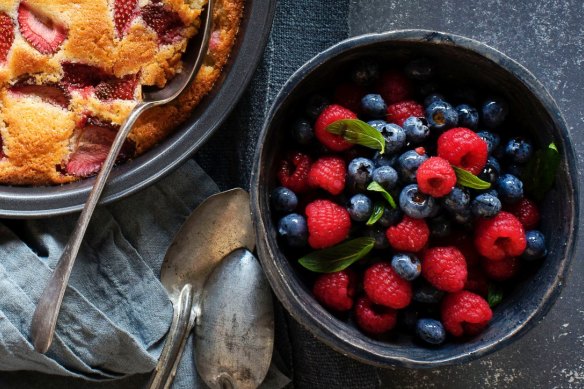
(0, 0, 243, 185)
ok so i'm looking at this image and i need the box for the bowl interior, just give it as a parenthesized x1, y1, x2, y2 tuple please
(252, 31, 577, 367)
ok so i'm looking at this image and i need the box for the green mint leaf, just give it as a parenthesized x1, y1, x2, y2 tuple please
(487, 285, 504, 308)
(326, 119, 386, 154)
(453, 166, 491, 190)
(298, 237, 375, 273)
(367, 181, 397, 208)
(523, 142, 561, 201)
(366, 201, 385, 226)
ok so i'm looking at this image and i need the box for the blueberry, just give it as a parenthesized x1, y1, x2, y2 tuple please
(442, 187, 471, 213)
(348, 194, 373, 222)
(377, 123, 406, 154)
(506, 164, 524, 178)
(372, 166, 398, 190)
(271, 187, 298, 213)
(481, 98, 508, 128)
(455, 104, 479, 130)
(397, 149, 429, 183)
(429, 214, 452, 238)
(504, 137, 533, 164)
(452, 208, 473, 225)
(425, 100, 458, 130)
(478, 156, 501, 184)
(496, 174, 524, 204)
(450, 86, 478, 105)
(367, 119, 387, 131)
(413, 282, 445, 304)
(471, 193, 502, 218)
(399, 184, 437, 219)
(416, 318, 446, 345)
(402, 116, 430, 143)
(351, 58, 380, 86)
(305, 94, 330, 121)
(405, 58, 434, 81)
(347, 157, 375, 192)
(378, 206, 402, 227)
(361, 94, 387, 118)
(424, 93, 445, 107)
(277, 213, 307, 247)
(522, 230, 547, 260)
(364, 227, 390, 249)
(391, 253, 422, 281)
(476, 131, 501, 155)
(291, 118, 314, 145)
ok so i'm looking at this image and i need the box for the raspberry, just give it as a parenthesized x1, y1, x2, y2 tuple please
(305, 199, 351, 249)
(314, 104, 357, 152)
(354, 296, 397, 334)
(277, 152, 312, 194)
(376, 70, 412, 104)
(333, 83, 366, 113)
(422, 247, 468, 292)
(464, 267, 489, 297)
(481, 256, 521, 281)
(363, 262, 412, 309)
(386, 100, 424, 126)
(475, 212, 527, 261)
(386, 216, 429, 252)
(440, 234, 480, 268)
(313, 270, 356, 312)
(307, 156, 346, 195)
(437, 128, 488, 175)
(441, 291, 493, 337)
(505, 197, 541, 230)
(416, 157, 457, 197)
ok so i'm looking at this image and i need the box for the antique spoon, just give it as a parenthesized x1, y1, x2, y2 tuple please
(30, 0, 215, 354)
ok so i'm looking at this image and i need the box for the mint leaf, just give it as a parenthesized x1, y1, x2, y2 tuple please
(453, 166, 491, 190)
(326, 119, 386, 154)
(523, 142, 561, 201)
(367, 181, 397, 208)
(366, 202, 384, 226)
(487, 285, 504, 308)
(298, 237, 375, 273)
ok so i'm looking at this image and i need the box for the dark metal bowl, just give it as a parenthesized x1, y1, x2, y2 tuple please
(0, 0, 276, 218)
(251, 30, 579, 367)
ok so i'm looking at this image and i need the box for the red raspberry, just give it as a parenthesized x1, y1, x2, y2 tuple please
(440, 234, 481, 268)
(481, 256, 521, 281)
(475, 212, 527, 261)
(333, 83, 365, 113)
(437, 128, 488, 175)
(505, 197, 541, 230)
(386, 100, 424, 126)
(464, 267, 489, 297)
(305, 199, 351, 249)
(314, 104, 357, 152)
(363, 262, 412, 309)
(277, 152, 311, 193)
(307, 156, 346, 195)
(376, 69, 412, 104)
(422, 247, 468, 292)
(386, 216, 429, 252)
(441, 291, 493, 337)
(313, 270, 356, 312)
(354, 296, 397, 334)
(416, 157, 457, 197)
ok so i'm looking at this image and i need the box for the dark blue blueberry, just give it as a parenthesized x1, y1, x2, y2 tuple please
(347, 157, 375, 192)
(348, 194, 373, 222)
(522, 230, 547, 260)
(305, 94, 330, 121)
(391, 253, 422, 281)
(397, 149, 429, 183)
(497, 174, 524, 204)
(504, 137, 534, 164)
(367, 119, 387, 131)
(405, 58, 434, 81)
(413, 282, 445, 304)
(476, 131, 501, 155)
(416, 318, 446, 345)
(451, 208, 473, 225)
(481, 98, 508, 128)
(442, 187, 471, 213)
(291, 118, 314, 145)
(378, 206, 402, 227)
(450, 86, 478, 105)
(455, 104, 479, 130)
(471, 193, 502, 218)
(429, 214, 452, 238)
(425, 100, 458, 130)
(506, 164, 525, 178)
(402, 116, 430, 143)
(377, 123, 406, 154)
(271, 187, 298, 213)
(351, 58, 380, 86)
(361, 94, 387, 118)
(424, 93, 445, 107)
(399, 184, 437, 219)
(372, 166, 398, 190)
(478, 156, 501, 184)
(364, 227, 390, 249)
(277, 213, 307, 248)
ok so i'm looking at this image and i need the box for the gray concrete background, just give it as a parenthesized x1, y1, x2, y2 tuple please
(348, 0, 584, 387)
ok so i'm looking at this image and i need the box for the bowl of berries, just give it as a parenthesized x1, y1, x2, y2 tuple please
(250, 30, 578, 367)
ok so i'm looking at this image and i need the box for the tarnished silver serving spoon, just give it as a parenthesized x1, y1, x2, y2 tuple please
(30, 0, 215, 354)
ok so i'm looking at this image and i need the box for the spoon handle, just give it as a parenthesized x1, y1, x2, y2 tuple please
(30, 102, 153, 354)
(148, 284, 194, 389)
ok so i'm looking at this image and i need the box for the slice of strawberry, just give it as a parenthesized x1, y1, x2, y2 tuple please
(61, 62, 108, 89)
(141, 3, 184, 44)
(114, 0, 138, 38)
(0, 12, 14, 63)
(9, 83, 70, 108)
(18, 2, 67, 55)
(95, 74, 138, 101)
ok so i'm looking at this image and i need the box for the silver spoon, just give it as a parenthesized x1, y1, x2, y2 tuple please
(196, 248, 274, 389)
(30, 0, 215, 354)
(148, 188, 256, 389)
